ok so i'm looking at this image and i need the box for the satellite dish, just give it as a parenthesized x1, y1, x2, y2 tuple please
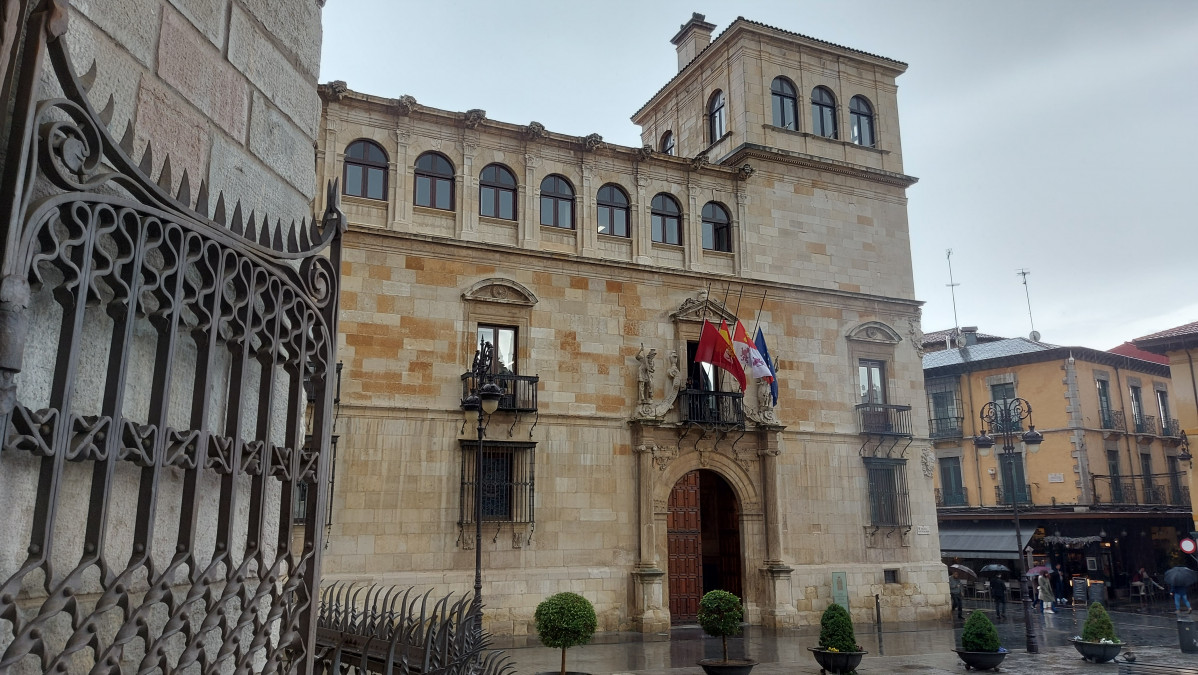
(1029, 330, 1041, 342)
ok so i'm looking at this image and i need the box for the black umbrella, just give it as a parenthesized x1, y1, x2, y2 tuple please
(1163, 566, 1198, 589)
(980, 563, 1011, 574)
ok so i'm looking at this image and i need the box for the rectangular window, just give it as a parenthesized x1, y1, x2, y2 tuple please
(1168, 456, 1185, 504)
(938, 456, 966, 506)
(1130, 385, 1144, 421)
(1097, 379, 1112, 424)
(1141, 453, 1159, 503)
(926, 377, 962, 438)
(999, 453, 1028, 504)
(345, 164, 363, 197)
(459, 441, 535, 524)
(476, 325, 517, 375)
(1157, 390, 1172, 434)
(416, 175, 432, 206)
(858, 359, 886, 404)
(989, 382, 1021, 432)
(481, 186, 497, 217)
(864, 458, 910, 527)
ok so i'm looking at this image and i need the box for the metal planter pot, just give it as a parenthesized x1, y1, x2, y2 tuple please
(1069, 639, 1122, 663)
(697, 658, 758, 675)
(807, 647, 866, 674)
(952, 649, 1008, 671)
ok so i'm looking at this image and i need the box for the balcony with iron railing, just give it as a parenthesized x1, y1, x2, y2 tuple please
(461, 371, 540, 413)
(1170, 485, 1192, 508)
(679, 389, 745, 427)
(994, 484, 1032, 505)
(1092, 473, 1190, 507)
(1099, 409, 1126, 433)
(1142, 483, 1165, 505)
(935, 486, 969, 507)
(1133, 413, 1157, 436)
(1161, 417, 1182, 439)
(929, 416, 964, 440)
(856, 403, 913, 436)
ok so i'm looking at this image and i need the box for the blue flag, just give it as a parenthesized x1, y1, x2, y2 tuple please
(754, 328, 778, 406)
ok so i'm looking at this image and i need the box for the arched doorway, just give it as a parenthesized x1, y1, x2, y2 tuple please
(667, 469, 743, 623)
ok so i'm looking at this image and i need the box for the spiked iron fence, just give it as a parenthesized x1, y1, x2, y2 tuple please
(314, 584, 515, 675)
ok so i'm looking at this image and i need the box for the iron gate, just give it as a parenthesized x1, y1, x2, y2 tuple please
(0, 1, 342, 671)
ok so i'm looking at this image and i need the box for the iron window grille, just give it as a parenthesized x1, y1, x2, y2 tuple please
(864, 457, 911, 527)
(459, 441, 535, 524)
(701, 201, 732, 252)
(479, 163, 517, 220)
(539, 175, 575, 229)
(415, 151, 455, 210)
(651, 193, 682, 245)
(771, 77, 798, 130)
(597, 184, 631, 237)
(343, 139, 388, 200)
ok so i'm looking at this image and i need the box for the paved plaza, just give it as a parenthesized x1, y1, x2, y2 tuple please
(496, 598, 1198, 674)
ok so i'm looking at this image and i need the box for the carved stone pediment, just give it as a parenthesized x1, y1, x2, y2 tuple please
(462, 278, 538, 307)
(670, 294, 737, 324)
(846, 320, 902, 345)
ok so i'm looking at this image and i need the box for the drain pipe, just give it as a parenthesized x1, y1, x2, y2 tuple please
(875, 594, 881, 624)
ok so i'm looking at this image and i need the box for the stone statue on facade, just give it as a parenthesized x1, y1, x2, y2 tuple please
(636, 345, 656, 403)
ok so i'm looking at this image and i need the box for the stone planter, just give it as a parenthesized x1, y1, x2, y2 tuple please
(807, 647, 866, 674)
(697, 658, 757, 675)
(952, 649, 1007, 671)
(1069, 639, 1122, 663)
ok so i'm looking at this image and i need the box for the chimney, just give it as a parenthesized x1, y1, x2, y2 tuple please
(671, 13, 717, 72)
(961, 326, 979, 346)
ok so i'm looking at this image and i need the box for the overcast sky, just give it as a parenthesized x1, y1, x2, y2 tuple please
(321, 0, 1198, 351)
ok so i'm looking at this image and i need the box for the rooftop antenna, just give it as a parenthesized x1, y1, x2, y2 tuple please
(946, 249, 961, 334)
(1017, 268, 1040, 342)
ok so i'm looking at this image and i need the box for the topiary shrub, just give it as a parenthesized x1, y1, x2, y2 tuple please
(698, 590, 744, 662)
(960, 610, 1001, 652)
(535, 592, 597, 675)
(1080, 602, 1119, 642)
(818, 602, 860, 653)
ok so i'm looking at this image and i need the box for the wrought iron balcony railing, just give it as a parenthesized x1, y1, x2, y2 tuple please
(929, 416, 964, 439)
(1134, 414, 1157, 435)
(679, 389, 745, 427)
(1170, 485, 1191, 508)
(1142, 483, 1165, 505)
(1162, 418, 1182, 438)
(994, 484, 1032, 505)
(935, 486, 969, 507)
(1099, 409, 1125, 433)
(461, 371, 540, 413)
(1092, 473, 1188, 507)
(856, 403, 913, 436)
(1092, 478, 1138, 504)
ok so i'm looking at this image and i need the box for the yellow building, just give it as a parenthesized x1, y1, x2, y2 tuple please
(926, 328, 1191, 596)
(1133, 322, 1198, 532)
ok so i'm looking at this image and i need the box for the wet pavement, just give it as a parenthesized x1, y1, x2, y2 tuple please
(495, 597, 1198, 674)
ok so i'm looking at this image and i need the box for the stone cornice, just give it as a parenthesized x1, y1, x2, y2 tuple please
(721, 143, 918, 189)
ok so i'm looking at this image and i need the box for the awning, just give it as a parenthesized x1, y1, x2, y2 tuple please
(939, 523, 1035, 560)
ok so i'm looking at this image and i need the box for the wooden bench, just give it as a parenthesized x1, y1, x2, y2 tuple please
(1119, 662, 1198, 675)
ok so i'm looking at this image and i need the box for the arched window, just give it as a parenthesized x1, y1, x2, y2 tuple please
(707, 90, 726, 143)
(771, 77, 797, 130)
(811, 86, 837, 139)
(414, 152, 454, 210)
(650, 193, 682, 245)
(479, 163, 517, 220)
(850, 95, 875, 147)
(539, 175, 574, 229)
(660, 131, 675, 156)
(343, 140, 388, 200)
(597, 184, 630, 237)
(701, 202, 732, 252)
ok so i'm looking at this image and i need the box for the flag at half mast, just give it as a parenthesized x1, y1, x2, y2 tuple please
(754, 327, 779, 406)
(732, 320, 774, 383)
(694, 319, 746, 391)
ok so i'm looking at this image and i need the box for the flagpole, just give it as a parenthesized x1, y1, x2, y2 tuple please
(733, 285, 745, 320)
(721, 282, 731, 311)
(751, 290, 767, 336)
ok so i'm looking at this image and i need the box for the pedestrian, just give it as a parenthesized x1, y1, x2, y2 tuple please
(1031, 575, 1043, 613)
(949, 573, 964, 619)
(1052, 563, 1067, 607)
(1039, 572, 1055, 613)
(991, 574, 1008, 619)
(1173, 580, 1193, 614)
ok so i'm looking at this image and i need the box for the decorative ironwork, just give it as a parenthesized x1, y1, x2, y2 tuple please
(929, 416, 963, 439)
(1099, 409, 1126, 433)
(994, 484, 1032, 505)
(0, 5, 342, 672)
(935, 486, 968, 507)
(1162, 417, 1182, 438)
(679, 389, 744, 428)
(863, 457, 911, 528)
(314, 583, 514, 674)
(855, 403, 913, 436)
(460, 371, 539, 413)
(458, 441, 535, 525)
(1134, 413, 1157, 435)
(1171, 485, 1191, 508)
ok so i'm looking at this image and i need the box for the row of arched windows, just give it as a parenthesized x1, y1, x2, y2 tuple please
(341, 141, 734, 252)
(657, 79, 877, 154)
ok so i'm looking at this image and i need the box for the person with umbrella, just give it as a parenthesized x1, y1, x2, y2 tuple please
(1165, 566, 1198, 614)
(949, 572, 964, 619)
(990, 573, 1008, 620)
(1038, 573, 1055, 614)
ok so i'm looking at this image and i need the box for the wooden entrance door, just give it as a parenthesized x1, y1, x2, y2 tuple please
(668, 471, 702, 622)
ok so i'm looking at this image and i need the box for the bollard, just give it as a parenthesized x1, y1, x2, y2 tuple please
(875, 594, 881, 625)
(1180, 618, 1198, 653)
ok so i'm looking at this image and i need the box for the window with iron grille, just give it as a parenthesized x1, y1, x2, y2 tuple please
(459, 440, 535, 524)
(926, 377, 962, 438)
(864, 457, 910, 527)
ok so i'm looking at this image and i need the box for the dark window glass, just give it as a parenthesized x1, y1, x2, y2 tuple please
(650, 193, 681, 245)
(479, 164, 517, 220)
(539, 175, 574, 229)
(771, 77, 798, 130)
(850, 95, 875, 147)
(999, 453, 1028, 503)
(343, 140, 388, 200)
(476, 325, 517, 375)
(460, 441, 535, 524)
(708, 90, 726, 143)
(414, 152, 454, 210)
(597, 184, 630, 237)
(701, 202, 731, 252)
(660, 131, 675, 155)
(859, 359, 886, 404)
(864, 458, 910, 527)
(811, 86, 837, 139)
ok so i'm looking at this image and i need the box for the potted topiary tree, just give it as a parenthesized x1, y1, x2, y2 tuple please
(534, 592, 597, 675)
(1070, 602, 1122, 663)
(953, 609, 1008, 671)
(696, 590, 757, 675)
(807, 602, 867, 674)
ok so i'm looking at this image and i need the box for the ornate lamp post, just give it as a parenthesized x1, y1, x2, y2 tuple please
(461, 340, 503, 633)
(973, 397, 1043, 654)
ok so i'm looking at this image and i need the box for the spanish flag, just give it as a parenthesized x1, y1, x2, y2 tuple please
(695, 319, 747, 390)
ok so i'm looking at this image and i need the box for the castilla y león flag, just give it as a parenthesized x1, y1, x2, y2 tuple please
(732, 320, 774, 384)
(695, 319, 746, 390)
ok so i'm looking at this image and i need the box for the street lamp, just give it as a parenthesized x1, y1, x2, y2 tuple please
(973, 397, 1043, 654)
(462, 339, 503, 633)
